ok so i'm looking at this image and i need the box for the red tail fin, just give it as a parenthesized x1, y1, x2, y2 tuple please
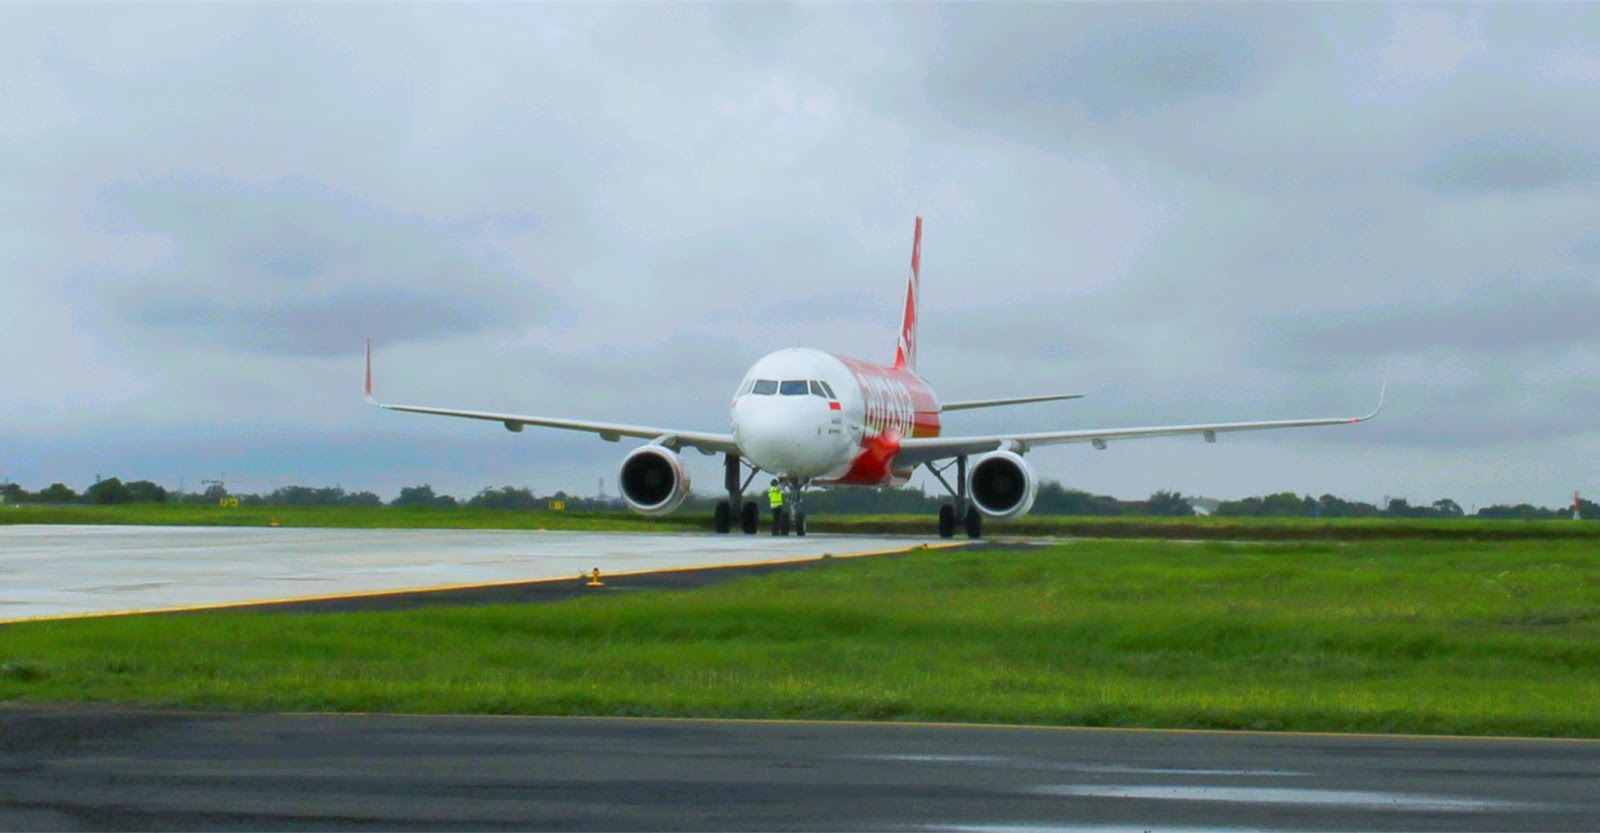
(893, 216, 921, 371)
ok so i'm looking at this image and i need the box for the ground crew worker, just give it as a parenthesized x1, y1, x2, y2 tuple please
(767, 479, 784, 535)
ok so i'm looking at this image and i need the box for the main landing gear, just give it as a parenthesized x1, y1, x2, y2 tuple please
(714, 453, 761, 535)
(928, 455, 983, 540)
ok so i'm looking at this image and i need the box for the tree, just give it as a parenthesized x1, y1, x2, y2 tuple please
(1033, 481, 1121, 516)
(1475, 503, 1564, 520)
(124, 480, 169, 503)
(0, 483, 24, 503)
(1316, 493, 1379, 519)
(342, 491, 383, 507)
(36, 483, 78, 504)
(1429, 498, 1464, 519)
(1143, 490, 1194, 517)
(392, 484, 458, 509)
(804, 486, 942, 515)
(468, 486, 540, 511)
(1214, 496, 1263, 517)
(85, 478, 130, 505)
(1261, 492, 1313, 517)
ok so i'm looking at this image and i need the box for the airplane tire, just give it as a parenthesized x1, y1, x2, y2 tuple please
(714, 501, 731, 534)
(964, 506, 983, 539)
(938, 505, 956, 539)
(741, 501, 759, 534)
(795, 512, 806, 537)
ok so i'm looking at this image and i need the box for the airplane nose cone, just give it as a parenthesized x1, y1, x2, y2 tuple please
(733, 397, 839, 476)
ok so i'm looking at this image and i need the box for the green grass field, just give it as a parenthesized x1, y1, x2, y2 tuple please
(4, 537, 1599, 737)
(5, 502, 1597, 540)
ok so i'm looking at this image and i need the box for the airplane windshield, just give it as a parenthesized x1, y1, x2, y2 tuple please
(780, 380, 809, 396)
(809, 381, 827, 398)
(752, 379, 779, 395)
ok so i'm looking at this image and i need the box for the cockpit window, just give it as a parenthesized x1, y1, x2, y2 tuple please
(738, 380, 756, 396)
(808, 380, 827, 398)
(819, 381, 837, 399)
(780, 380, 809, 396)
(752, 379, 779, 395)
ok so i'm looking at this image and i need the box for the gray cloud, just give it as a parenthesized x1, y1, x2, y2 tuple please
(88, 179, 539, 356)
(931, 6, 1278, 120)
(1421, 137, 1600, 192)
(1272, 279, 1600, 357)
(131, 288, 510, 358)
(1051, 21, 1260, 116)
(1573, 236, 1600, 264)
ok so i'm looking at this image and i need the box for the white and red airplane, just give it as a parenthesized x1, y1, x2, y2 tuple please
(366, 217, 1380, 538)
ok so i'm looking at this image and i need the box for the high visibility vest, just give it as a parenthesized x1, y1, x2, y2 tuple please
(767, 487, 784, 508)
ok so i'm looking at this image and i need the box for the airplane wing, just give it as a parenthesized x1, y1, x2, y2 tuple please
(941, 393, 1083, 411)
(895, 389, 1384, 469)
(364, 342, 739, 456)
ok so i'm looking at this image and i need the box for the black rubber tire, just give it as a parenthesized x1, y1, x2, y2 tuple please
(964, 506, 983, 539)
(713, 501, 731, 534)
(740, 501, 759, 535)
(938, 505, 956, 539)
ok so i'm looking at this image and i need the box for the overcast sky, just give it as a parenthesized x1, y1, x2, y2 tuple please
(3, 3, 1597, 510)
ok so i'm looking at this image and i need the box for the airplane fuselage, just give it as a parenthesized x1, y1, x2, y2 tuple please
(730, 348, 941, 486)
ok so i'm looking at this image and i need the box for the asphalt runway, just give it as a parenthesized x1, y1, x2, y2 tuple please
(0, 525, 946, 622)
(2, 706, 1597, 832)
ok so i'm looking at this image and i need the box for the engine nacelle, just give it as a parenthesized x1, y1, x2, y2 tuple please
(966, 450, 1037, 520)
(619, 445, 692, 515)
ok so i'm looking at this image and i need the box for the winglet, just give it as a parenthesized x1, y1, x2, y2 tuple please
(1350, 379, 1386, 423)
(364, 338, 376, 404)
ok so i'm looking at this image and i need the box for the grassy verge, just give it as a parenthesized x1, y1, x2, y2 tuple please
(5, 503, 1596, 541)
(4, 538, 1600, 737)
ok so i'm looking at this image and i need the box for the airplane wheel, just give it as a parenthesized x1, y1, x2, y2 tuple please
(938, 505, 956, 539)
(714, 500, 731, 534)
(741, 501, 759, 534)
(964, 506, 983, 539)
(795, 512, 806, 537)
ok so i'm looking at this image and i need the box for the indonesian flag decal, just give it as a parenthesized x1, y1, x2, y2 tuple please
(894, 216, 921, 372)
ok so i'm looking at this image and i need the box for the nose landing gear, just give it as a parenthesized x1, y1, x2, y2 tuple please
(766, 478, 809, 537)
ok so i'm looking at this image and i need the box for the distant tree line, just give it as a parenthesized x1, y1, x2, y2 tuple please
(2, 478, 173, 506)
(2, 477, 1593, 520)
(1211, 492, 1598, 521)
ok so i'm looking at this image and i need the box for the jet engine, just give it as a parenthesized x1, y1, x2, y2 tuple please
(966, 450, 1037, 520)
(619, 445, 692, 515)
